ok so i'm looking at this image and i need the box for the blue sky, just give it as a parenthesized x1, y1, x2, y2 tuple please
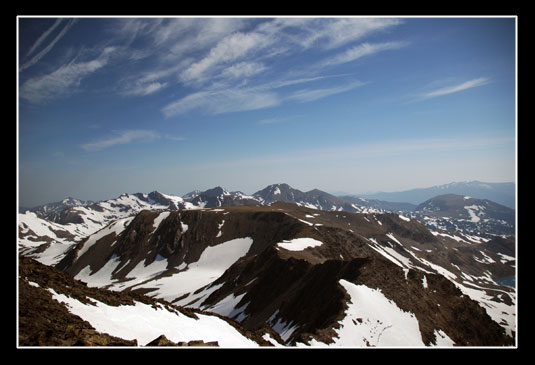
(18, 16, 516, 206)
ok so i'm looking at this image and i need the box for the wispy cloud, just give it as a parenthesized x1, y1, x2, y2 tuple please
(158, 18, 405, 117)
(320, 41, 409, 67)
(179, 31, 273, 85)
(110, 18, 252, 97)
(268, 17, 403, 50)
(219, 62, 267, 80)
(25, 19, 63, 57)
(161, 77, 367, 117)
(123, 81, 168, 97)
(417, 77, 490, 101)
(20, 46, 116, 104)
(162, 88, 281, 117)
(81, 129, 185, 151)
(288, 80, 366, 103)
(81, 129, 160, 152)
(20, 19, 77, 72)
(21, 18, 407, 112)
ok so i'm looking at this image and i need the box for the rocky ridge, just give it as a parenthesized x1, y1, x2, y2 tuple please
(44, 203, 515, 347)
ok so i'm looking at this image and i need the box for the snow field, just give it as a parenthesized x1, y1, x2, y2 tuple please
(304, 280, 425, 347)
(18, 212, 71, 244)
(133, 237, 254, 303)
(48, 288, 259, 347)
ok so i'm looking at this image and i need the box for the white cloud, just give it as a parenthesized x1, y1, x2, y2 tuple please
(166, 18, 250, 59)
(162, 88, 281, 117)
(219, 62, 266, 80)
(321, 41, 409, 67)
(124, 81, 168, 96)
(299, 18, 403, 49)
(419, 77, 490, 100)
(20, 46, 116, 104)
(179, 31, 273, 83)
(81, 130, 160, 152)
(288, 80, 366, 103)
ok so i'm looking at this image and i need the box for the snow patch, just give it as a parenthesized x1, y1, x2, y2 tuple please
(305, 280, 424, 347)
(386, 233, 402, 245)
(76, 218, 133, 260)
(431, 329, 455, 346)
(216, 219, 225, 238)
(207, 292, 249, 322)
(464, 205, 483, 223)
(277, 238, 323, 251)
(398, 214, 410, 222)
(152, 211, 170, 231)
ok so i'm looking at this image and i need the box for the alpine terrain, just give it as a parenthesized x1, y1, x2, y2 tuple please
(18, 183, 516, 347)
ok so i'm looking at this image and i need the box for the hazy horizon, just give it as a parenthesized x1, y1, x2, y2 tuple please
(18, 16, 516, 207)
(17, 179, 516, 209)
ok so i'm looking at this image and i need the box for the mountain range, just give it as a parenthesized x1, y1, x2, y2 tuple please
(17, 182, 517, 347)
(20, 182, 515, 252)
(359, 181, 515, 209)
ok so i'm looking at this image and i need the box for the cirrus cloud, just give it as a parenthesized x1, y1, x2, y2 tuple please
(80, 129, 160, 152)
(162, 88, 281, 117)
(20, 46, 116, 104)
(418, 77, 491, 100)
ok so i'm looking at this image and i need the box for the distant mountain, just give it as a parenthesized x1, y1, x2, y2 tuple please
(409, 194, 515, 237)
(25, 197, 94, 219)
(339, 195, 417, 212)
(252, 183, 380, 213)
(186, 186, 260, 208)
(360, 181, 515, 209)
(416, 194, 515, 221)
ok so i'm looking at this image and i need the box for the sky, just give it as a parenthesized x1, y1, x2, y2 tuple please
(17, 16, 517, 207)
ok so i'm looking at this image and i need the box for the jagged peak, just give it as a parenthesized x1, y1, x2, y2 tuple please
(202, 186, 230, 197)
